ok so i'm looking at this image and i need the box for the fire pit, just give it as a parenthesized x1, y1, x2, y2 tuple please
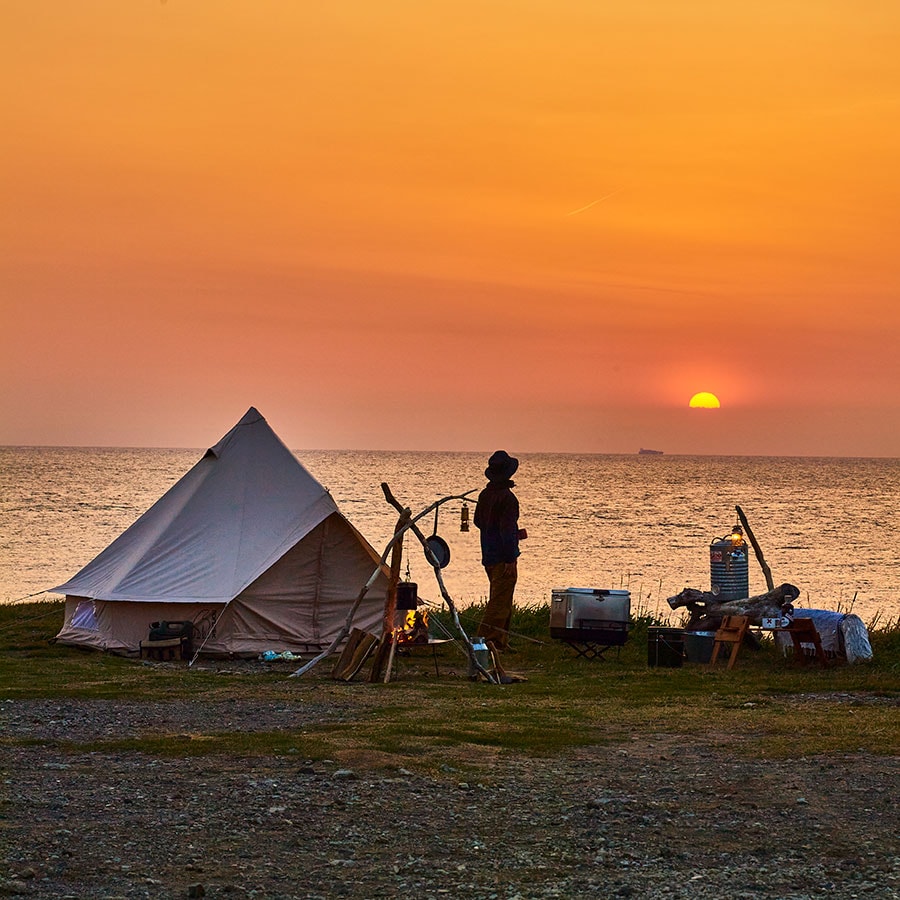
(395, 608, 430, 646)
(392, 608, 454, 676)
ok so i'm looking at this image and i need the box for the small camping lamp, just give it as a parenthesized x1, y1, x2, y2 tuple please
(460, 502, 470, 532)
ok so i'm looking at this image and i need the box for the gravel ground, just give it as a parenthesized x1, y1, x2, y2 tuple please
(2, 695, 899, 899)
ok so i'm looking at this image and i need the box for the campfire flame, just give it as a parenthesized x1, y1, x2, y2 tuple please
(395, 607, 429, 645)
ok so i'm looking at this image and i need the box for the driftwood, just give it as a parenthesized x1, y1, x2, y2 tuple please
(735, 504, 774, 591)
(383, 513, 405, 637)
(667, 582, 800, 632)
(382, 634, 398, 683)
(369, 512, 407, 683)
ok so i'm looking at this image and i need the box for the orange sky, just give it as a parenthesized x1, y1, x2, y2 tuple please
(2, 1, 899, 455)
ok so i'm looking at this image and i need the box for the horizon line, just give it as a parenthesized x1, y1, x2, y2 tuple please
(1, 444, 898, 461)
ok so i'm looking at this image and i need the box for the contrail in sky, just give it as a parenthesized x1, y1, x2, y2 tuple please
(566, 188, 623, 216)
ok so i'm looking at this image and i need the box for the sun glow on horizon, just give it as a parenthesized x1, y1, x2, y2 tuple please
(689, 392, 721, 409)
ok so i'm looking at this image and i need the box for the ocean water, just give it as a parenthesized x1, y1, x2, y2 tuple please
(1, 447, 898, 624)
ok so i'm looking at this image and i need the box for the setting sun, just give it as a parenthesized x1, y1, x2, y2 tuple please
(689, 392, 721, 409)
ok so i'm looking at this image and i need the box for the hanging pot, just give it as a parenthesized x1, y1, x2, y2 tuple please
(396, 581, 418, 610)
(425, 507, 451, 569)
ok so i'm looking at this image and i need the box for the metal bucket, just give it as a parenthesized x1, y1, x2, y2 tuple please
(683, 630, 716, 664)
(467, 640, 493, 679)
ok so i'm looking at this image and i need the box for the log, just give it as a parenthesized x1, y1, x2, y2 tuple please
(667, 582, 800, 631)
(367, 634, 393, 682)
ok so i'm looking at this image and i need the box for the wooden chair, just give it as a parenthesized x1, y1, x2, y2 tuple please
(782, 618, 829, 667)
(709, 615, 750, 670)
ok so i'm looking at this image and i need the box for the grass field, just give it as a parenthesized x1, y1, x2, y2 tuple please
(1, 600, 898, 770)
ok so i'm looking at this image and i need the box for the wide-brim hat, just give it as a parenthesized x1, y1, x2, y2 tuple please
(485, 449, 519, 481)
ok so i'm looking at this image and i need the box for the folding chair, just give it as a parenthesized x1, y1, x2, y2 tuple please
(782, 618, 829, 667)
(709, 615, 750, 670)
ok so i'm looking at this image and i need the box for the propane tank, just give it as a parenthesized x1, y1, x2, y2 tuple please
(710, 524, 749, 601)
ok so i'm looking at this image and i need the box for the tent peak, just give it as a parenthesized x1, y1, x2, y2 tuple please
(206, 407, 266, 459)
(51, 406, 341, 605)
(238, 406, 264, 425)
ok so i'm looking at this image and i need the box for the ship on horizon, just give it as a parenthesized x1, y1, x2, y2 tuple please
(638, 448, 664, 455)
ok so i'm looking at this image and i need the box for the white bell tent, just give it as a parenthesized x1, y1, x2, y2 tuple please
(52, 408, 387, 657)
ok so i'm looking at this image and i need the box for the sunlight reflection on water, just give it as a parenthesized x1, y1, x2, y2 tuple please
(1, 447, 897, 623)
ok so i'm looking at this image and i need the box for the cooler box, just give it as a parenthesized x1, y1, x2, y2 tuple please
(550, 588, 630, 644)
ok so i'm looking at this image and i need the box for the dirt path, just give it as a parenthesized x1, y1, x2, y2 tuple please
(2, 698, 898, 899)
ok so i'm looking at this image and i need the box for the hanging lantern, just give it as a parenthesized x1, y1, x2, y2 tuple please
(460, 502, 470, 532)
